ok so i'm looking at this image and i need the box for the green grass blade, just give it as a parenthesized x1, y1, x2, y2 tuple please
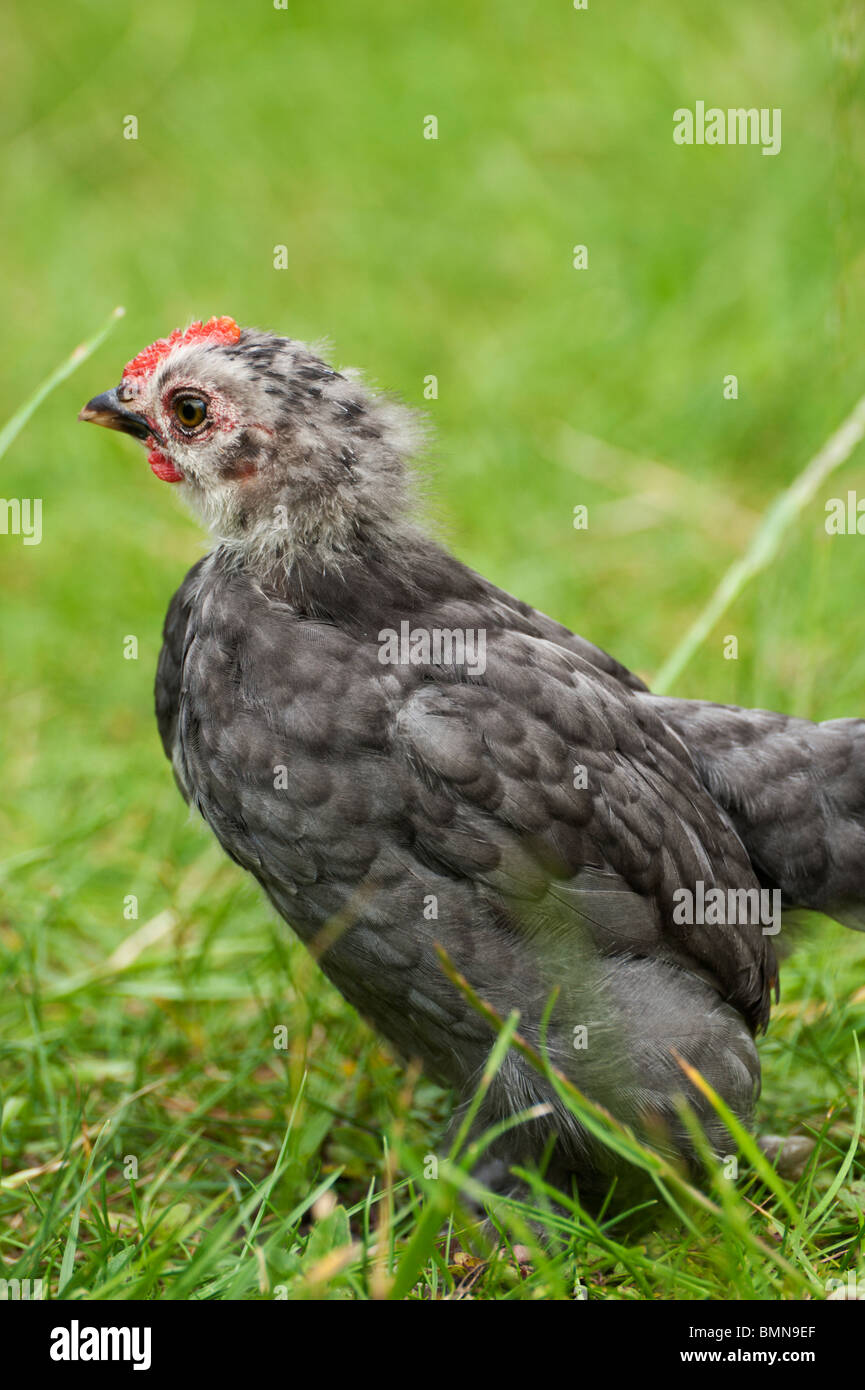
(0, 305, 125, 461)
(805, 1033, 864, 1231)
(654, 389, 865, 692)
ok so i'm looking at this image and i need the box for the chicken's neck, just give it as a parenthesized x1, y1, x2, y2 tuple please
(218, 525, 489, 637)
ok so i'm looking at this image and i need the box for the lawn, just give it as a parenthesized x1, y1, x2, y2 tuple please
(1, 0, 864, 1299)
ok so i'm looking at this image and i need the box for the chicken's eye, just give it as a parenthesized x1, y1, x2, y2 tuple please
(173, 396, 208, 431)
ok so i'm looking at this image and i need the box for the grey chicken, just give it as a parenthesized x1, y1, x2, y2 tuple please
(79, 317, 865, 1195)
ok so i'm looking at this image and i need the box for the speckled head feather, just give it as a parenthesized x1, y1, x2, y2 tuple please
(88, 320, 429, 573)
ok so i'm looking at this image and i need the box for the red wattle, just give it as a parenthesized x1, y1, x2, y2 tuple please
(148, 450, 184, 483)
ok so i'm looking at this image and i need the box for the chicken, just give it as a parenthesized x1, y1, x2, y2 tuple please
(79, 317, 865, 1194)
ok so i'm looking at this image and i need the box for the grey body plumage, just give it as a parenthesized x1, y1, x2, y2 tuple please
(81, 321, 865, 1192)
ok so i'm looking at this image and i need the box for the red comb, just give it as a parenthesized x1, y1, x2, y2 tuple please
(123, 316, 242, 380)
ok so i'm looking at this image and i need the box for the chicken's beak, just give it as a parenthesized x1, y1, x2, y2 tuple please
(78, 388, 152, 442)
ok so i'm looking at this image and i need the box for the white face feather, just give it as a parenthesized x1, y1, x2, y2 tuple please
(120, 330, 428, 572)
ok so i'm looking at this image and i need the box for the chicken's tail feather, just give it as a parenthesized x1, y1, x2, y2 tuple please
(645, 696, 865, 930)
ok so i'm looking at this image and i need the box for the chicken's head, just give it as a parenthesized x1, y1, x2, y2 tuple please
(79, 317, 422, 566)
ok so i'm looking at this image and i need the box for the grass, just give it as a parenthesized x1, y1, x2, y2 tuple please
(1, 0, 865, 1299)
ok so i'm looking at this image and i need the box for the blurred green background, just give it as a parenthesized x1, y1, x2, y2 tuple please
(2, 0, 865, 1298)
